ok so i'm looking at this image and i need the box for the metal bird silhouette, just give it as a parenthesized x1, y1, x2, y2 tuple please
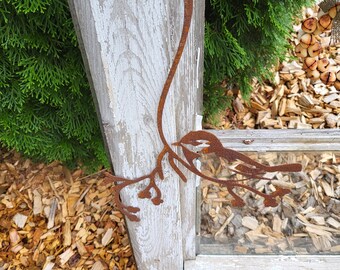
(173, 130, 302, 207)
(103, 0, 303, 222)
(173, 131, 302, 177)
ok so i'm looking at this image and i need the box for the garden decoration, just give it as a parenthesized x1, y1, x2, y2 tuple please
(104, 0, 302, 222)
(296, 0, 340, 86)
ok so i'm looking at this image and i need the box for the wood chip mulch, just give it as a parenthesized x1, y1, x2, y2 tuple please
(0, 149, 136, 270)
(200, 151, 340, 254)
(205, 6, 340, 130)
(201, 6, 340, 255)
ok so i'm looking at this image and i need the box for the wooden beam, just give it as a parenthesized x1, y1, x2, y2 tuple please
(185, 255, 340, 270)
(209, 129, 340, 151)
(68, 0, 204, 268)
(177, 2, 205, 260)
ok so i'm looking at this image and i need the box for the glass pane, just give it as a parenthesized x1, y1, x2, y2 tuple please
(200, 151, 340, 255)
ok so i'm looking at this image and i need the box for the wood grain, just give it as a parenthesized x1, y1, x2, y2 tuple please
(209, 129, 340, 151)
(68, 0, 204, 268)
(185, 255, 340, 270)
(176, 1, 204, 260)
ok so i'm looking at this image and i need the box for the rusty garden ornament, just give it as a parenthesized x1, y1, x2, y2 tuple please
(104, 0, 302, 222)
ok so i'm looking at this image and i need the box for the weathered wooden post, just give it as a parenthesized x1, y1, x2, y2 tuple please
(68, 0, 204, 269)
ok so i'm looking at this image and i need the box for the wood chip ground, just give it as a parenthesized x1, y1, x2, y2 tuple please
(200, 152, 340, 254)
(0, 149, 136, 269)
(205, 7, 340, 130)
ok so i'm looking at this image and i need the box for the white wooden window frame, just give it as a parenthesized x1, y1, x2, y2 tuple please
(189, 129, 340, 270)
(68, 1, 340, 269)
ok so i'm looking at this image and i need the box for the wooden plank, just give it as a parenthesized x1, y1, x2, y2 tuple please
(176, 1, 205, 260)
(68, 0, 203, 269)
(209, 129, 340, 151)
(185, 255, 340, 270)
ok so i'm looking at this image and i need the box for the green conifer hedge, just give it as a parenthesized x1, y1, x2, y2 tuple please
(0, 0, 108, 170)
(0, 0, 313, 169)
(204, 0, 313, 118)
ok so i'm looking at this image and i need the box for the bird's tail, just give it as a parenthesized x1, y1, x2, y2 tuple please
(266, 163, 302, 172)
(234, 163, 302, 175)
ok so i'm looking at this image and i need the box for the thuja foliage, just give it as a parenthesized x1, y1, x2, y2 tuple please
(0, 0, 109, 170)
(204, 0, 313, 118)
(0, 0, 314, 169)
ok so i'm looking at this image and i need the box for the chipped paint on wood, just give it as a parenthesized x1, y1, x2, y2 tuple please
(68, 0, 204, 268)
(185, 255, 340, 270)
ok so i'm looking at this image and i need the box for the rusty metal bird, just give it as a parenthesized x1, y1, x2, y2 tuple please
(173, 130, 302, 207)
(173, 130, 302, 177)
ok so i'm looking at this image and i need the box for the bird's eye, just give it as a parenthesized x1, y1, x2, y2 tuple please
(197, 140, 210, 148)
(189, 140, 203, 146)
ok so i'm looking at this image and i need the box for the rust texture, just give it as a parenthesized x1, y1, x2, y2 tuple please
(104, 0, 302, 222)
